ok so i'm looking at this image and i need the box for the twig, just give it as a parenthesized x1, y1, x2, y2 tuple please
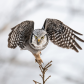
(39, 74, 43, 79)
(39, 65, 43, 73)
(33, 80, 41, 84)
(33, 60, 52, 84)
(44, 61, 52, 68)
(45, 75, 51, 83)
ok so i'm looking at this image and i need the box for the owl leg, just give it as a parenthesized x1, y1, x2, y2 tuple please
(33, 51, 43, 65)
(40, 51, 42, 55)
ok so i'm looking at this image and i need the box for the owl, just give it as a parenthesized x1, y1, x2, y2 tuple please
(8, 18, 84, 65)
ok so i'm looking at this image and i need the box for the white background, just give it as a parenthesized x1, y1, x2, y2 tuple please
(0, 0, 84, 84)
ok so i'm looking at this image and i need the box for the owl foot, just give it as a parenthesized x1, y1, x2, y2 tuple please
(33, 51, 43, 65)
(35, 58, 43, 65)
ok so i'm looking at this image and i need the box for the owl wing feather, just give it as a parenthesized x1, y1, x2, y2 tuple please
(8, 21, 34, 49)
(42, 18, 84, 52)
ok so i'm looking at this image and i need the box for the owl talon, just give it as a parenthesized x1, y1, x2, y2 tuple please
(35, 59, 43, 65)
(40, 52, 42, 55)
(35, 59, 37, 62)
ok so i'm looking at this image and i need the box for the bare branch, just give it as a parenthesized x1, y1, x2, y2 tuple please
(33, 60, 52, 84)
(39, 65, 43, 73)
(39, 74, 43, 79)
(45, 64, 52, 70)
(33, 80, 41, 84)
(44, 61, 52, 68)
(44, 68, 48, 73)
(45, 75, 51, 83)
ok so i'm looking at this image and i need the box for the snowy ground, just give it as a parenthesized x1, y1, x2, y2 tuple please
(0, 0, 84, 84)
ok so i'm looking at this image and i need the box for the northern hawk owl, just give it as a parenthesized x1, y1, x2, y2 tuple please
(8, 18, 84, 65)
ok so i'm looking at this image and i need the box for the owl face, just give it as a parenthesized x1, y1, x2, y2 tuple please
(30, 29, 49, 50)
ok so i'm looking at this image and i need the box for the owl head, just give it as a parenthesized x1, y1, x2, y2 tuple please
(29, 29, 49, 50)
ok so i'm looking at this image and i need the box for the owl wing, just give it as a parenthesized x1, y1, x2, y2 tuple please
(8, 21, 34, 49)
(42, 18, 84, 52)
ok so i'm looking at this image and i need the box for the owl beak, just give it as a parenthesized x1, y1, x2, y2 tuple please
(38, 39, 40, 42)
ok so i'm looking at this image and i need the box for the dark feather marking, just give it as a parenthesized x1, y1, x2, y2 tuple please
(71, 44, 79, 52)
(74, 34, 84, 42)
(43, 18, 84, 52)
(8, 21, 34, 49)
(68, 27, 83, 35)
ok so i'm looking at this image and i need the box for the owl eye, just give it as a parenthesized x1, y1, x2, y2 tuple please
(35, 36, 37, 39)
(41, 36, 44, 39)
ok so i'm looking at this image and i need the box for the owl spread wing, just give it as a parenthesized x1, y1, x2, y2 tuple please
(8, 21, 34, 49)
(42, 18, 84, 52)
